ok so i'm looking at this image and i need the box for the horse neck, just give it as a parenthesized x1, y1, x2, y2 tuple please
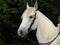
(36, 10, 59, 43)
(36, 10, 58, 32)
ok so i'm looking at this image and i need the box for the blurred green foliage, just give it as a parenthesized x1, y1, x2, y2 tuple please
(0, 0, 60, 45)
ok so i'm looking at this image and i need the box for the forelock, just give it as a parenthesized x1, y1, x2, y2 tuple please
(22, 7, 35, 18)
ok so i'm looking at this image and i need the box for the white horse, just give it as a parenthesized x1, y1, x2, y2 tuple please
(17, 1, 60, 45)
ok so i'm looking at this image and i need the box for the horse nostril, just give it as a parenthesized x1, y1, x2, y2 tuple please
(20, 30, 23, 34)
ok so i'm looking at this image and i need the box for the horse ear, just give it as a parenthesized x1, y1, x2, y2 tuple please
(34, 1, 38, 10)
(27, 3, 29, 8)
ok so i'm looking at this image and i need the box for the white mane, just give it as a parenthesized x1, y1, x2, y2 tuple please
(36, 10, 59, 43)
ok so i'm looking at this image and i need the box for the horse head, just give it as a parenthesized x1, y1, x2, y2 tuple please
(17, 1, 38, 38)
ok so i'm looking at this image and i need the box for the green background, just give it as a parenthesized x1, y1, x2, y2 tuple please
(0, 0, 60, 45)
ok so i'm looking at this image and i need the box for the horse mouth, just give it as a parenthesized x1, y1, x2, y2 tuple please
(18, 33, 27, 38)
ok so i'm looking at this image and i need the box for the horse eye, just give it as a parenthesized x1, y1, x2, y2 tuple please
(29, 16, 33, 18)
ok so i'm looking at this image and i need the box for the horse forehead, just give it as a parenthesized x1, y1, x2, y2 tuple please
(23, 7, 35, 17)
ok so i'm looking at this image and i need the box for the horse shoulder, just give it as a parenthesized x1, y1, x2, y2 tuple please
(50, 35, 60, 45)
(56, 27, 60, 32)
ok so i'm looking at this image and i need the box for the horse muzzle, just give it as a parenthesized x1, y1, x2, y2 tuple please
(17, 29, 28, 38)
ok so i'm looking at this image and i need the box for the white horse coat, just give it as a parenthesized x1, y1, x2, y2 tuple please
(36, 10, 60, 45)
(17, 1, 60, 45)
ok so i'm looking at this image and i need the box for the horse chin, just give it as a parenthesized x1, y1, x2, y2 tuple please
(20, 34, 28, 38)
(20, 35, 25, 38)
